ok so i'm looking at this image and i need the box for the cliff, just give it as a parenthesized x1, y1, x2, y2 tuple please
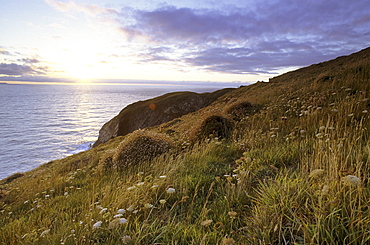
(93, 88, 234, 147)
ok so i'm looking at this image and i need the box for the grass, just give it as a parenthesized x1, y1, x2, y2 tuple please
(1, 47, 370, 244)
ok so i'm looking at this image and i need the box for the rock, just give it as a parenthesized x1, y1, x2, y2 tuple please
(93, 88, 234, 147)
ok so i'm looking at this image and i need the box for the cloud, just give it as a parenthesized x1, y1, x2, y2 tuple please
(0, 63, 40, 76)
(0, 48, 12, 56)
(115, 0, 370, 74)
(45, 0, 117, 16)
(0, 55, 48, 77)
(45, 0, 370, 76)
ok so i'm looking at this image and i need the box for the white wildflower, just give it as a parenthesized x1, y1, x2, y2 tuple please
(166, 187, 176, 194)
(114, 214, 123, 218)
(99, 208, 108, 214)
(151, 184, 159, 189)
(117, 209, 126, 214)
(93, 221, 102, 229)
(144, 203, 154, 209)
(159, 199, 167, 205)
(127, 186, 136, 191)
(342, 175, 360, 187)
(122, 235, 132, 244)
(136, 182, 145, 186)
(40, 229, 50, 237)
(119, 218, 128, 224)
(159, 175, 167, 179)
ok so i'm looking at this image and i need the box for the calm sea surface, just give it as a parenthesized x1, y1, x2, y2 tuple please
(0, 83, 227, 179)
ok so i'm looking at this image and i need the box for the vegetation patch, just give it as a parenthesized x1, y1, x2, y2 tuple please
(196, 115, 233, 141)
(107, 130, 174, 170)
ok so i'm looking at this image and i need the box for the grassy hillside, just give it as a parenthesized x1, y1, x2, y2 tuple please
(1, 47, 370, 244)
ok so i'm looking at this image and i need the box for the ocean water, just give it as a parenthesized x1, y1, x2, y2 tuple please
(0, 83, 228, 180)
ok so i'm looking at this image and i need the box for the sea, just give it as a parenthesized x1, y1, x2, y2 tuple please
(0, 82, 234, 180)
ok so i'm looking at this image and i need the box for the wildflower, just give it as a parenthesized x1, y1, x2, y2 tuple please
(24, 200, 29, 204)
(159, 199, 167, 205)
(127, 186, 136, 191)
(159, 175, 167, 179)
(362, 110, 368, 114)
(228, 211, 237, 219)
(45, 194, 50, 198)
(64, 192, 68, 196)
(40, 229, 50, 237)
(321, 185, 330, 196)
(270, 134, 276, 138)
(341, 175, 360, 187)
(309, 169, 325, 179)
(99, 208, 108, 214)
(151, 184, 159, 189)
(114, 214, 123, 218)
(117, 209, 126, 214)
(119, 218, 128, 224)
(93, 221, 102, 229)
(136, 182, 144, 186)
(221, 237, 236, 245)
(144, 203, 154, 209)
(201, 220, 213, 226)
(122, 235, 132, 244)
(166, 188, 176, 194)
(127, 206, 134, 212)
(108, 218, 128, 229)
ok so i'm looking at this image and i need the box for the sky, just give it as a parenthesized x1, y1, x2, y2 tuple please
(0, 0, 369, 84)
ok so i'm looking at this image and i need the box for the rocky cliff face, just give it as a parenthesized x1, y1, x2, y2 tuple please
(93, 88, 234, 147)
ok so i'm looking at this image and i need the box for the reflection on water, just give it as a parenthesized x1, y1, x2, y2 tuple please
(0, 83, 226, 179)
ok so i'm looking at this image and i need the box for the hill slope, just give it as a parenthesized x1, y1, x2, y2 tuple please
(1, 47, 369, 244)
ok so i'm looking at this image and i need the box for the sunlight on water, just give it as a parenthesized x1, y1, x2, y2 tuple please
(0, 83, 227, 179)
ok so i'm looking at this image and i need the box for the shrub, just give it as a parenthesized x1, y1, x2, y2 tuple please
(111, 130, 174, 170)
(196, 115, 233, 141)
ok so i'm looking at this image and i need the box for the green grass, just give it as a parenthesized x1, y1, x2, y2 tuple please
(1, 47, 370, 244)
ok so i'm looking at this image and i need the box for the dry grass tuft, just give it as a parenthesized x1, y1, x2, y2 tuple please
(196, 115, 233, 141)
(109, 130, 174, 170)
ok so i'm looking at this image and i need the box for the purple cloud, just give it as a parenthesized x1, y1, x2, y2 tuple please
(0, 63, 46, 76)
(117, 0, 370, 74)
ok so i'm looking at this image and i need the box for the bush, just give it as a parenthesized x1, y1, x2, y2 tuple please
(196, 115, 233, 141)
(110, 130, 173, 170)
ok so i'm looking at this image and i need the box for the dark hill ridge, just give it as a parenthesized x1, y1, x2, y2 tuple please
(93, 88, 234, 147)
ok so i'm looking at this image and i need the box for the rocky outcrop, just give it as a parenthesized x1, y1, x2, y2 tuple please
(93, 88, 234, 147)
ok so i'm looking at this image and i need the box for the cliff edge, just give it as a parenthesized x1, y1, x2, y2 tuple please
(93, 88, 234, 147)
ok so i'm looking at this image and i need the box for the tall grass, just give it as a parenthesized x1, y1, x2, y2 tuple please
(1, 50, 369, 244)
